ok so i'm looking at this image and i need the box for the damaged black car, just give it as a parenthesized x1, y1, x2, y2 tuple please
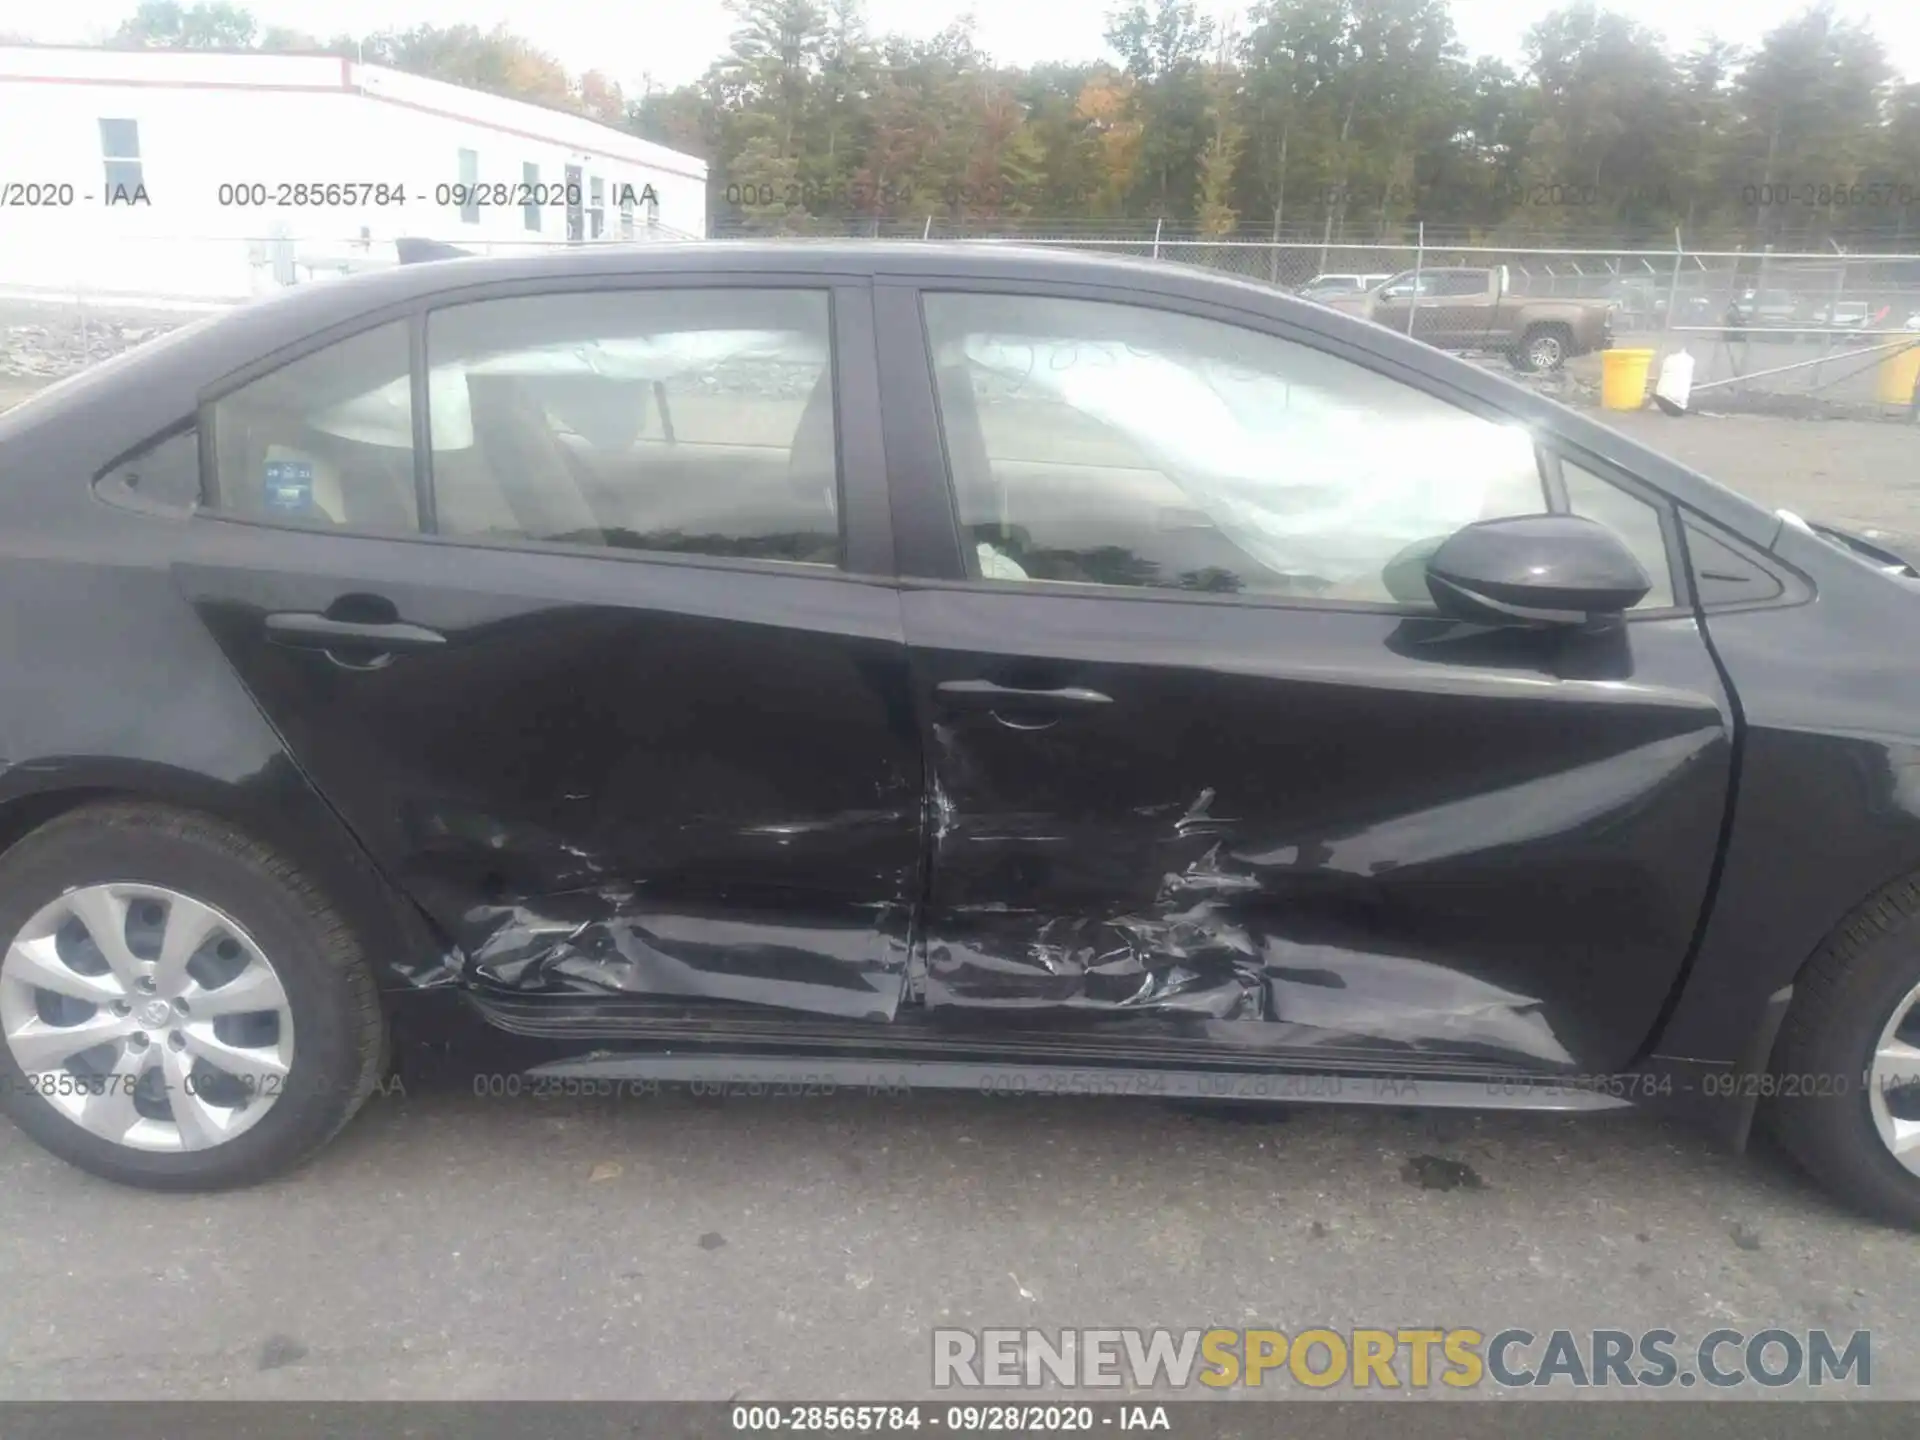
(3, 241, 1920, 1226)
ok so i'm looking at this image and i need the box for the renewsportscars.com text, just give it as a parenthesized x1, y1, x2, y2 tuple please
(932, 1326, 1871, 1390)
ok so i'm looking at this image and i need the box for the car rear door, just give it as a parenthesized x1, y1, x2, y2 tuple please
(876, 274, 1733, 1074)
(175, 271, 924, 1021)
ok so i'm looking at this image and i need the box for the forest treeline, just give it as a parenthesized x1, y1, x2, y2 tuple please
(69, 0, 1920, 244)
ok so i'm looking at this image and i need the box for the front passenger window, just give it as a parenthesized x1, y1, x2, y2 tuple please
(209, 322, 420, 533)
(922, 293, 1548, 603)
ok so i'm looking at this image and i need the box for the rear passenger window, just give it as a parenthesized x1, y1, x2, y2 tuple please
(424, 289, 840, 565)
(208, 322, 419, 533)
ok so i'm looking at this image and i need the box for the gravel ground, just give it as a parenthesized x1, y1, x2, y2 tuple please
(1, 325, 1918, 1405)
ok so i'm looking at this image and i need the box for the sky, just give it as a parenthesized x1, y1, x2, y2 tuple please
(13, 0, 1918, 97)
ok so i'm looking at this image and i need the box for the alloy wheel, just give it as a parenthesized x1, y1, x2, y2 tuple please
(1868, 977, 1920, 1176)
(0, 882, 294, 1152)
(1527, 333, 1565, 370)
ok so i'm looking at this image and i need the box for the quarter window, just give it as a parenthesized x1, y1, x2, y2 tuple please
(922, 293, 1550, 603)
(423, 289, 840, 564)
(207, 322, 419, 533)
(99, 428, 201, 513)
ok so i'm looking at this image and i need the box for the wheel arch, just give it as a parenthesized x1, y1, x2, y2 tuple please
(0, 760, 451, 994)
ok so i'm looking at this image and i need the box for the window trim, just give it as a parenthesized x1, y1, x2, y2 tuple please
(191, 276, 894, 582)
(889, 278, 1694, 622)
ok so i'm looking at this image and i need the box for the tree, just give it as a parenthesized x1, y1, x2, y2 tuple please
(80, 0, 1920, 243)
(1516, 4, 1690, 240)
(1196, 27, 1247, 234)
(1105, 0, 1218, 215)
(358, 24, 574, 110)
(1724, 3, 1894, 245)
(1075, 72, 1146, 214)
(718, 0, 829, 162)
(110, 1, 257, 48)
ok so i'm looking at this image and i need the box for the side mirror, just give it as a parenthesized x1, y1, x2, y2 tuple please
(1425, 514, 1651, 626)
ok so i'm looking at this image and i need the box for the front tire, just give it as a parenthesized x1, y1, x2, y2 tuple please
(0, 802, 385, 1190)
(1766, 871, 1920, 1227)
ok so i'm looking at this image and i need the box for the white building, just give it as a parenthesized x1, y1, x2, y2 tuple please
(0, 45, 709, 304)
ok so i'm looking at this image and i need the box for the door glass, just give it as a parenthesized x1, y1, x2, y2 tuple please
(425, 289, 840, 564)
(922, 293, 1546, 602)
(1561, 460, 1678, 609)
(208, 321, 420, 533)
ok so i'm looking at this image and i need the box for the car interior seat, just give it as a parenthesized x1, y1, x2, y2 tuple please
(465, 375, 608, 546)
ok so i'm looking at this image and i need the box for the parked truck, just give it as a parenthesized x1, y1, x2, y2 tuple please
(1326, 266, 1615, 372)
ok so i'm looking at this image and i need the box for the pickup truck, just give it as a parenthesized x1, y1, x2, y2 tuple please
(1326, 266, 1615, 372)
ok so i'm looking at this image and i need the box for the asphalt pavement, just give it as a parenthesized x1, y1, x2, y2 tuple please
(1, 1081, 1917, 1399)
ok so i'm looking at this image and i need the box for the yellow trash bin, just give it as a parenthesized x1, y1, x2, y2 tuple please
(1877, 342, 1920, 406)
(1600, 348, 1656, 411)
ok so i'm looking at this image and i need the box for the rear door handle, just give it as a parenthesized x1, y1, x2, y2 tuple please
(935, 680, 1112, 709)
(264, 612, 447, 652)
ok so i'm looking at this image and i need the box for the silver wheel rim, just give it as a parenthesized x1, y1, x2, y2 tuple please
(0, 883, 294, 1152)
(1529, 335, 1564, 369)
(1869, 979, 1920, 1175)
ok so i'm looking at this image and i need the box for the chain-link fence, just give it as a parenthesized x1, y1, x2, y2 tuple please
(5, 225, 1918, 419)
(800, 220, 1920, 418)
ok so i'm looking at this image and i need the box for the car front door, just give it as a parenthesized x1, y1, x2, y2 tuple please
(177, 275, 923, 1021)
(877, 278, 1733, 1074)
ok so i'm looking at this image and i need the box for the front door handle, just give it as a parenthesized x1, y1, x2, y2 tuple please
(264, 612, 446, 670)
(935, 680, 1113, 709)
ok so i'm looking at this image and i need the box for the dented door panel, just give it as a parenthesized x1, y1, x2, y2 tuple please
(903, 587, 1733, 1072)
(179, 551, 924, 1020)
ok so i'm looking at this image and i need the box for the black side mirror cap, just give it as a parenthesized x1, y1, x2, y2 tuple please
(1426, 514, 1652, 626)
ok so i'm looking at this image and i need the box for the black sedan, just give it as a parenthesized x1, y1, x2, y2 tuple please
(2, 242, 1919, 1225)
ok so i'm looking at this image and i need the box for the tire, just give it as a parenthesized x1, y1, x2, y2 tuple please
(1765, 870, 1920, 1227)
(0, 802, 385, 1190)
(1512, 324, 1572, 373)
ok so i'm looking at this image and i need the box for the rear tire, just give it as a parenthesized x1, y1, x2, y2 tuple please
(1766, 870, 1920, 1227)
(0, 802, 385, 1190)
